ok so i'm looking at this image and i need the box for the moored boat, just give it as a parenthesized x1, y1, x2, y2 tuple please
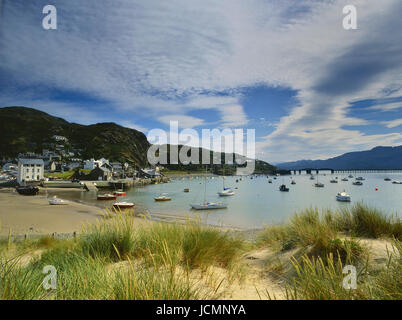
(97, 194, 117, 200)
(392, 180, 402, 184)
(336, 191, 351, 202)
(352, 181, 363, 185)
(279, 184, 289, 192)
(190, 202, 227, 210)
(113, 201, 135, 209)
(16, 185, 39, 195)
(184, 188, 190, 192)
(49, 196, 68, 205)
(154, 194, 172, 201)
(113, 190, 127, 196)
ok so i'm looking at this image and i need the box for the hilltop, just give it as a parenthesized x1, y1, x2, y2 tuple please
(0, 106, 150, 167)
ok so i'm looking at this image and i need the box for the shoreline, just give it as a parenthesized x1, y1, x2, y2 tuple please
(0, 188, 249, 237)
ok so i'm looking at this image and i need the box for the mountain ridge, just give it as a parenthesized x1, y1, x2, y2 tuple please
(277, 146, 402, 170)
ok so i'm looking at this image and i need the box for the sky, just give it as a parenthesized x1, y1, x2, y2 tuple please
(0, 0, 402, 163)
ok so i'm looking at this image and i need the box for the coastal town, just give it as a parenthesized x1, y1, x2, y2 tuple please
(0, 134, 169, 190)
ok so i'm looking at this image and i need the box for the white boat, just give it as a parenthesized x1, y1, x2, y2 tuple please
(190, 202, 227, 210)
(113, 201, 135, 209)
(352, 181, 363, 186)
(348, 174, 354, 178)
(341, 178, 349, 181)
(330, 179, 338, 183)
(49, 196, 68, 205)
(392, 180, 402, 184)
(192, 168, 228, 210)
(310, 175, 315, 180)
(218, 170, 235, 196)
(218, 188, 235, 196)
(336, 191, 351, 202)
(356, 177, 365, 181)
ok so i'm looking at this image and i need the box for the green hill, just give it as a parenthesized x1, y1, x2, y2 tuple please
(0, 106, 150, 167)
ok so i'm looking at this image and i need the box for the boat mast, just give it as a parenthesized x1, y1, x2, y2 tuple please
(204, 166, 207, 204)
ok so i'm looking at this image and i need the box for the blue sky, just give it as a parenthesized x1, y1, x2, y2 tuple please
(1, 0, 402, 162)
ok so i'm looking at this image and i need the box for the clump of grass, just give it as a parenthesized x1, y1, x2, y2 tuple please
(132, 221, 245, 271)
(285, 239, 402, 300)
(337, 203, 401, 240)
(80, 214, 135, 262)
(181, 222, 244, 270)
(112, 258, 210, 300)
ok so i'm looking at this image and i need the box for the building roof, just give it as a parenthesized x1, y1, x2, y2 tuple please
(18, 159, 44, 165)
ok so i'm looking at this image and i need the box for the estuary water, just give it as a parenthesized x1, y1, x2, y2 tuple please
(52, 173, 402, 229)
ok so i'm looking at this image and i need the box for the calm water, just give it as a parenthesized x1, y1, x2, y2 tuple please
(50, 173, 402, 229)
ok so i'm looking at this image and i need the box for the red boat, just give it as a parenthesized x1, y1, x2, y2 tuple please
(113, 201, 135, 209)
(113, 190, 127, 196)
(97, 194, 117, 200)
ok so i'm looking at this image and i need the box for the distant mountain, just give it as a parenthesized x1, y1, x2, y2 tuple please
(0, 106, 150, 167)
(277, 146, 402, 170)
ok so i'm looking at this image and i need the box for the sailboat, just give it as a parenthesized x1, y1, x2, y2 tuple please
(218, 170, 235, 197)
(314, 175, 324, 188)
(191, 168, 227, 210)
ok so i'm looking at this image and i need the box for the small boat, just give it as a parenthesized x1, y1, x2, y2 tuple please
(16, 185, 39, 195)
(113, 190, 127, 196)
(190, 202, 227, 210)
(392, 180, 402, 184)
(356, 177, 365, 181)
(218, 172, 235, 196)
(113, 201, 135, 209)
(279, 184, 289, 192)
(97, 194, 117, 200)
(336, 191, 351, 202)
(348, 174, 354, 178)
(191, 168, 228, 210)
(184, 188, 190, 192)
(268, 179, 272, 183)
(352, 181, 363, 186)
(314, 176, 324, 188)
(290, 180, 296, 185)
(154, 194, 172, 201)
(341, 178, 349, 181)
(310, 175, 315, 180)
(384, 178, 391, 181)
(330, 179, 338, 183)
(49, 196, 68, 205)
(218, 188, 235, 196)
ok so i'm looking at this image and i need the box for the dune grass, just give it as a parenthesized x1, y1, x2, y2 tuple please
(335, 203, 401, 240)
(284, 239, 402, 300)
(0, 214, 244, 300)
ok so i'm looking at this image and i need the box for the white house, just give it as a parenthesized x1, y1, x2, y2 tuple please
(84, 158, 110, 170)
(17, 159, 44, 184)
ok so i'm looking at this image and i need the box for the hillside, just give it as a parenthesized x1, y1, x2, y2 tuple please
(0, 106, 150, 167)
(0, 106, 277, 173)
(154, 144, 276, 174)
(277, 146, 402, 170)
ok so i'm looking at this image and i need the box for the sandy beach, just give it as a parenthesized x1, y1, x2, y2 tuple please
(0, 190, 105, 236)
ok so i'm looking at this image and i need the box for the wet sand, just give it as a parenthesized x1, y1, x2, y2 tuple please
(0, 190, 105, 236)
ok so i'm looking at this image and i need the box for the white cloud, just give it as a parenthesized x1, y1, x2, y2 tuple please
(381, 119, 402, 128)
(157, 115, 205, 128)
